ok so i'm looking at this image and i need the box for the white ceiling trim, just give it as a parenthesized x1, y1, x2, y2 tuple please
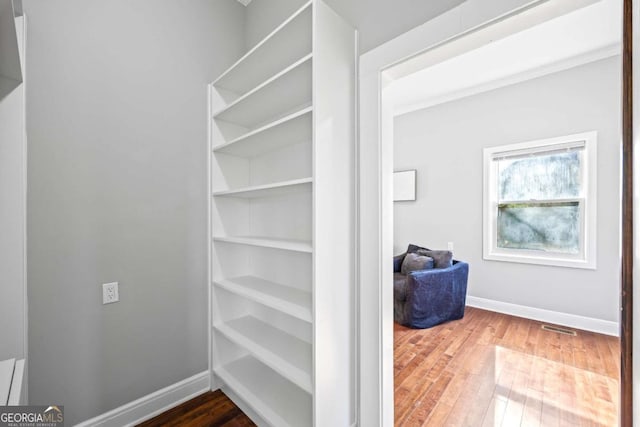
(392, 44, 620, 117)
(236, 0, 253, 6)
(386, 0, 621, 117)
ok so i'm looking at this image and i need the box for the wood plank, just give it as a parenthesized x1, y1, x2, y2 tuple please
(394, 307, 620, 426)
(136, 390, 255, 427)
(520, 388, 543, 427)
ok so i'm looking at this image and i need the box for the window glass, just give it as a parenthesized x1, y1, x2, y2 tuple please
(497, 151, 581, 201)
(497, 201, 580, 254)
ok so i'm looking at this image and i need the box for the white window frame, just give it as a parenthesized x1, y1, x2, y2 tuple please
(483, 131, 597, 269)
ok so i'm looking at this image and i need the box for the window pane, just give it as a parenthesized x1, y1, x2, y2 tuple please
(497, 202, 580, 254)
(498, 151, 581, 201)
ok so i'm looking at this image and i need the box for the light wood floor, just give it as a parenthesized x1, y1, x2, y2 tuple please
(394, 307, 620, 427)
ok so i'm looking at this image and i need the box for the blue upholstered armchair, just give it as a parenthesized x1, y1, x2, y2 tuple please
(393, 250, 469, 329)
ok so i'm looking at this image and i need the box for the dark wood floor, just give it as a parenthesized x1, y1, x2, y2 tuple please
(137, 390, 255, 427)
(138, 307, 619, 427)
(395, 307, 619, 426)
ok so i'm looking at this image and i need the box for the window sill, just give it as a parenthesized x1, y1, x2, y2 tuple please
(483, 252, 596, 270)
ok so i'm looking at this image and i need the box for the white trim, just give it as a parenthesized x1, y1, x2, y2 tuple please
(466, 296, 619, 337)
(18, 13, 27, 403)
(394, 43, 620, 117)
(207, 83, 214, 392)
(74, 372, 210, 427)
(482, 131, 598, 269)
(352, 27, 360, 427)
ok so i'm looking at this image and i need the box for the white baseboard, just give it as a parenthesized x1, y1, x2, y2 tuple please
(75, 371, 210, 427)
(466, 296, 619, 337)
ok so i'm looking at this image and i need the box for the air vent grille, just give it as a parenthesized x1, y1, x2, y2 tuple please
(541, 324, 577, 336)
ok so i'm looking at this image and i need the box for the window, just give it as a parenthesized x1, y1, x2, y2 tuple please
(483, 132, 597, 269)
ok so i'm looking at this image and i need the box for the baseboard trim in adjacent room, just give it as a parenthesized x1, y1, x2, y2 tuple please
(75, 371, 210, 427)
(466, 296, 619, 337)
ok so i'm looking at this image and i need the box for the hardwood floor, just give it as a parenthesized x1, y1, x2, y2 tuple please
(394, 307, 620, 427)
(136, 390, 256, 427)
(138, 307, 618, 427)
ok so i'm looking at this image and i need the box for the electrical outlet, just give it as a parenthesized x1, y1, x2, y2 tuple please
(102, 282, 119, 305)
(448, 242, 454, 251)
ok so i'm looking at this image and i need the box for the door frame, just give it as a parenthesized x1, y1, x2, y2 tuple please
(357, 0, 633, 426)
(621, 0, 632, 425)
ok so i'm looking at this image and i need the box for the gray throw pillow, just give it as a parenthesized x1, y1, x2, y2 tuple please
(407, 243, 429, 253)
(417, 249, 453, 269)
(400, 252, 434, 275)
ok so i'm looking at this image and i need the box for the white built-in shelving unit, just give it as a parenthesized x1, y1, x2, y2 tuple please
(209, 1, 356, 425)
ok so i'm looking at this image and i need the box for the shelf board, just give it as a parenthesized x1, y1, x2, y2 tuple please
(213, 177, 312, 199)
(215, 355, 311, 427)
(213, 276, 311, 323)
(213, 106, 312, 157)
(214, 55, 312, 129)
(213, 236, 312, 253)
(212, 1, 312, 95)
(215, 316, 312, 393)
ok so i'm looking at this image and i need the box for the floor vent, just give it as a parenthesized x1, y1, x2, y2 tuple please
(541, 324, 577, 336)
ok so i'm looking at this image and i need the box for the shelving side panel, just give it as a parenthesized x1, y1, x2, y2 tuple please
(312, 1, 357, 426)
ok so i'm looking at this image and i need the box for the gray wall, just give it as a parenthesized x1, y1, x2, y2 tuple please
(23, 0, 243, 424)
(0, 70, 25, 361)
(394, 56, 621, 322)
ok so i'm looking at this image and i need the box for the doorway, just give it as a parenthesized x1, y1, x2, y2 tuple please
(357, 0, 632, 425)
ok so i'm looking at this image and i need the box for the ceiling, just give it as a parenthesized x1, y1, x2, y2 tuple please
(323, 0, 465, 52)
(237, 0, 465, 53)
(387, 0, 621, 116)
